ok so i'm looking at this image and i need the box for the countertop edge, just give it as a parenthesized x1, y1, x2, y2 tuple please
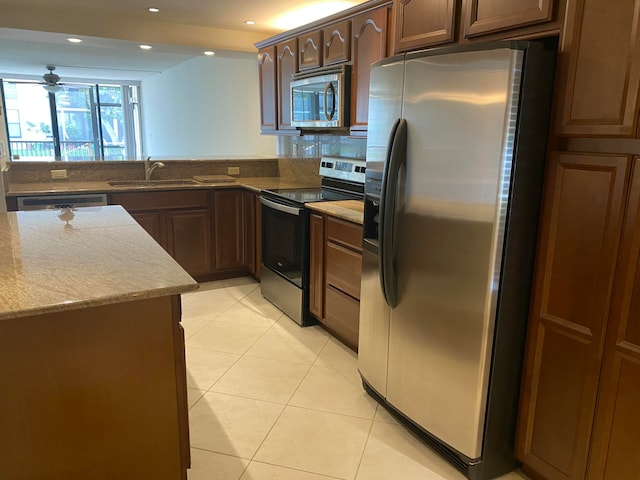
(0, 283, 199, 321)
(5, 177, 320, 197)
(306, 200, 364, 225)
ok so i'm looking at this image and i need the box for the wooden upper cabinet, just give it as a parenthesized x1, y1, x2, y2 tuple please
(516, 152, 630, 480)
(276, 39, 298, 131)
(394, 0, 457, 53)
(462, 0, 555, 37)
(299, 31, 322, 70)
(351, 6, 389, 134)
(258, 47, 277, 133)
(557, 0, 640, 137)
(588, 157, 640, 480)
(323, 20, 351, 65)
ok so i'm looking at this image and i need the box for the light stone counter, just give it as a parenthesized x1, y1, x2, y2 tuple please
(6, 177, 320, 196)
(0, 205, 198, 320)
(306, 200, 364, 225)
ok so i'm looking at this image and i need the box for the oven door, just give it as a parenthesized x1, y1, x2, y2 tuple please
(260, 196, 304, 287)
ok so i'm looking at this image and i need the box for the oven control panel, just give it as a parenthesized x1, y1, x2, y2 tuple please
(320, 157, 366, 184)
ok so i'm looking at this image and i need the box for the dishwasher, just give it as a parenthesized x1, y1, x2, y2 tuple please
(16, 193, 108, 211)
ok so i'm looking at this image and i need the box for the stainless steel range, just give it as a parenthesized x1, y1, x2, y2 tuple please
(260, 157, 365, 325)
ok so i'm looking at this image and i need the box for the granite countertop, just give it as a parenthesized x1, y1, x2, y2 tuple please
(0, 205, 198, 320)
(306, 200, 364, 225)
(6, 177, 321, 196)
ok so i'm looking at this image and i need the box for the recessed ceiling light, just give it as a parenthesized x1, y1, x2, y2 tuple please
(148, 7, 159, 13)
(244, 20, 256, 25)
(67, 38, 82, 43)
(204, 51, 215, 56)
(139, 44, 152, 50)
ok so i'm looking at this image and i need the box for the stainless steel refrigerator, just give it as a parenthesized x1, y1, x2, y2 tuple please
(358, 40, 556, 480)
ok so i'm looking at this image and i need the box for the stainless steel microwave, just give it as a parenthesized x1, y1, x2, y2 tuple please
(290, 65, 349, 128)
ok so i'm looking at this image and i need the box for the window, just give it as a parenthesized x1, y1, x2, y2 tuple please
(6, 109, 21, 138)
(2, 80, 141, 161)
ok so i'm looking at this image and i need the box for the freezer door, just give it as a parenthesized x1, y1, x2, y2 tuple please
(358, 56, 404, 396)
(365, 57, 405, 179)
(386, 48, 524, 459)
(358, 243, 391, 396)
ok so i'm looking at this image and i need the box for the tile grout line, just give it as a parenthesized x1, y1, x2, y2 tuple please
(352, 415, 377, 480)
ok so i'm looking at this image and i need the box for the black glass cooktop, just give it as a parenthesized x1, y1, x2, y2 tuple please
(264, 188, 325, 204)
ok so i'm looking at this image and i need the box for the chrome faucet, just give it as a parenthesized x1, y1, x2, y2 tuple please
(144, 157, 165, 181)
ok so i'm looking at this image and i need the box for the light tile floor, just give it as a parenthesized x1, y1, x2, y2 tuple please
(182, 277, 531, 480)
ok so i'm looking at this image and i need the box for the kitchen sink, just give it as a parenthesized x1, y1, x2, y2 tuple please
(108, 179, 200, 187)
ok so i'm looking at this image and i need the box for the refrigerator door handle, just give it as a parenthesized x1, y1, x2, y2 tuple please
(379, 118, 407, 308)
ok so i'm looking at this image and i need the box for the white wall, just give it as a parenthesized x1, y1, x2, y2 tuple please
(140, 54, 275, 158)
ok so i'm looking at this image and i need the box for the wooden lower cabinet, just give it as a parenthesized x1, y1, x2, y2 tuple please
(587, 157, 640, 479)
(0, 295, 189, 480)
(213, 190, 244, 271)
(130, 210, 164, 246)
(324, 285, 360, 350)
(516, 152, 631, 480)
(309, 213, 362, 350)
(110, 190, 212, 278)
(166, 209, 211, 276)
(111, 188, 261, 280)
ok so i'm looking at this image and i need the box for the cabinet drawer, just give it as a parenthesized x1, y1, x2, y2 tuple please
(326, 241, 362, 300)
(324, 285, 360, 350)
(326, 217, 362, 252)
(110, 190, 209, 211)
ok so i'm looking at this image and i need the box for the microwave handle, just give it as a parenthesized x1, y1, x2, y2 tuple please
(324, 82, 336, 121)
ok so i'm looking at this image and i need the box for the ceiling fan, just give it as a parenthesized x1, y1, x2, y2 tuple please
(41, 65, 65, 93)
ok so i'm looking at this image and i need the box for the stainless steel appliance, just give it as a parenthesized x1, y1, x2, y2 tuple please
(261, 157, 364, 325)
(290, 66, 349, 129)
(359, 40, 557, 480)
(16, 193, 108, 210)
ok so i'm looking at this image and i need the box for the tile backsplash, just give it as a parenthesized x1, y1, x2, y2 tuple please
(277, 135, 367, 160)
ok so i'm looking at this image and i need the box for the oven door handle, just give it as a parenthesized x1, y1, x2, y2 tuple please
(260, 196, 302, 216)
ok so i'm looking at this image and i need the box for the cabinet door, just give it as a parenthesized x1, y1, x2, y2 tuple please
(351, 6, 389, 134)
(516, 152, 629, 480)
(556, 0, 640, 136)
(130, 211, 166, 249)
(323, 20, 351, 66)
(462, 0, 554, 37)
(309, 213, 325, 320)
(588, 157, 640, 480)
(326, 242, 362, 300)
(243, 191, 256, 275)
(394, 0, 457, 52)
(299, 31, 322, 71)
(324, 285, 360, 351)
(166, 208, 212, 276)
(213, 190, 244, 270)
(170, 296, 190, 473)
(258, 47, 277, 133)
(277, 39, 298, 131)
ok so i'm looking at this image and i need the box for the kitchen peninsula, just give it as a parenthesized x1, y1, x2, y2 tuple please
(0, 205, 198, 480)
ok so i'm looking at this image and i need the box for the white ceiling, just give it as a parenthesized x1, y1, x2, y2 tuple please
(0, 0, 367, 82)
